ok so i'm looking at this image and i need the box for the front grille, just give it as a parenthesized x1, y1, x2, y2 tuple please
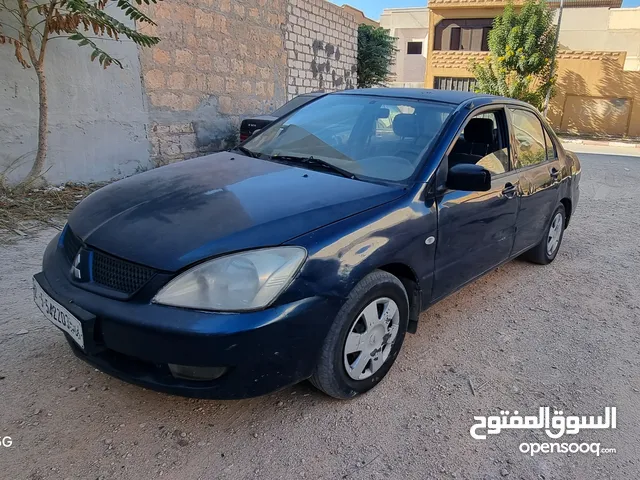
(63, 226, 83, 263)
(92, 251, 156, 294)
(62, 226, 156, 295)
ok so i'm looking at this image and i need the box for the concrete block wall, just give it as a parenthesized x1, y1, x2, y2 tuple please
(140, 0, 358, 165)
(138, 0, 289, 166)
(285, 0, 358, 99)
(0, 6, 151, 185)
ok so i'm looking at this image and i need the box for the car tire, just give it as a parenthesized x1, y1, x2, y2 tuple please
(309, 270, 409, 399)
(524, 204, 566, 265)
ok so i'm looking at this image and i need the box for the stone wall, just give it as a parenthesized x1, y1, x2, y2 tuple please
(139, 0, 289, 165)
(139, 0, 358, 166)
(341, 5, 379, 27)
(285, 0, 358, 99)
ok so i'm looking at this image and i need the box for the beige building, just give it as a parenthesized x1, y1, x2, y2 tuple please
(551, 50, 639, 137)
(557, 7, 640, 71)
(424, 0, 640, 137)
(379, 7, 430, 88)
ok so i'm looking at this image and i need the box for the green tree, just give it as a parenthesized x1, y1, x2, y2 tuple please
(471, 0, 556, 110)
(357, 24, 397, 88)
(0, 0, 161, 188)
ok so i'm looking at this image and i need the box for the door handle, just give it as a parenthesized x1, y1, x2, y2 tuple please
(550, 167, 560, 179)
(502, 182, 518, 199)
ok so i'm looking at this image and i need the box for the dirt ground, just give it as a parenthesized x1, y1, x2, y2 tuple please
(1, 152, 639, 480)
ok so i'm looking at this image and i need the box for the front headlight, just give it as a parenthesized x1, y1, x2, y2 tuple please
(152, 247, 306, 312)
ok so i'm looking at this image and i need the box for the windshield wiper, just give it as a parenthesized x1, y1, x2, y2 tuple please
(270, 155, 359, 180)
(232, 146, 259, 158)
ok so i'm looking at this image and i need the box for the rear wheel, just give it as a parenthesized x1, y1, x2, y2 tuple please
(524, 204, 566, 265)
(310, 270, 409, 399)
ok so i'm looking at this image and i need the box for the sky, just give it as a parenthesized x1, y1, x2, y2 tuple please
(330, 0, 640, 21)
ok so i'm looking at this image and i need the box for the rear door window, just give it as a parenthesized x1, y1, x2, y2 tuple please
(508, 108, 548, 168)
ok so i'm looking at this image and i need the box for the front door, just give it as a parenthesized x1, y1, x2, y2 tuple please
(433, 107, 521, 301)
(508, 108, 562, 254)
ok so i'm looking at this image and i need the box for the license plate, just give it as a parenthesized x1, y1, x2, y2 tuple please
(33, 277, 84, 349)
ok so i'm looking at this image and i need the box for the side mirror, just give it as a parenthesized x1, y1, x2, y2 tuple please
(446, 163, 492, 192)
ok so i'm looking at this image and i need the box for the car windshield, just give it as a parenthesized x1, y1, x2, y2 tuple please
(270, 95, 318, 117)
(243, 94, 454, 183)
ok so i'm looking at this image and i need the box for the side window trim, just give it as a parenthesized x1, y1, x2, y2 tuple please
(507, 106, 551, 171)
(496, 105, 512, 171)
(543, 125, 558, 161)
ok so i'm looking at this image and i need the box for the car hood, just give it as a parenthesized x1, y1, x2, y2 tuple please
(68, 152, 406, 271)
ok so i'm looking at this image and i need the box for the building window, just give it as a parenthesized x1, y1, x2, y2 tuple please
(407, 42, 423, 55)
(434, 19, 493, 52)
(450, 28, 461, 50)
(434, 77, 477, 92)
(481, 27, 491, 51)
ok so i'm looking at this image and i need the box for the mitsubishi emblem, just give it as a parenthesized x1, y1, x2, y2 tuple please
(71, 253, 82, 280)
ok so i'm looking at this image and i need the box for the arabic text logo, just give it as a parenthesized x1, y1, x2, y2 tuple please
(470, 407, 616, 440)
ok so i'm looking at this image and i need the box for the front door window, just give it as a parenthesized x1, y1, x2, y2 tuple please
(449, 110, 510, 176)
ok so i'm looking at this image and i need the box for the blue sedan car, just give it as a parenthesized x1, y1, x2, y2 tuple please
(33, 89, 580, 399)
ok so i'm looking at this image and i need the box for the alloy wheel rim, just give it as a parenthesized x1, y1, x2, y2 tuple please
(343, 297, 400, 381)
(547, 212, 563, 256)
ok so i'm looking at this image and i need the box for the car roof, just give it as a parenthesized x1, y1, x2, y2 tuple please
(332, 88, 529, 108)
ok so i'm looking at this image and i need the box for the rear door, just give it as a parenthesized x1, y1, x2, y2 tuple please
(508, 108, 562, 254)
(433, 106, 521, 301)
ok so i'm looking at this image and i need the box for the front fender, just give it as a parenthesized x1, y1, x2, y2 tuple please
(279, 189, 438, 308)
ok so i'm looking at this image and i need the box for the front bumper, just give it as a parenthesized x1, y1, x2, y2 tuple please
(38, 235, 342, 399)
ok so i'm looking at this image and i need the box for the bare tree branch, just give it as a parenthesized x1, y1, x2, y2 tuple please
(17, 0, 40, 67)
(48, 34, 126, 42)
(37, 0, 55, 65)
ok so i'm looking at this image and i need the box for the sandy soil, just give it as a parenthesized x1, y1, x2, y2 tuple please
(1, 152, 639, 480)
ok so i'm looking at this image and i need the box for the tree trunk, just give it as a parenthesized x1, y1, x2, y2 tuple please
(17, 0, 52, 189)
(24, 66, 48, 186)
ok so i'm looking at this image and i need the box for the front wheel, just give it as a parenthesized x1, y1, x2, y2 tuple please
(310, 270, 409, 399)
(524, 204, 566, 265)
